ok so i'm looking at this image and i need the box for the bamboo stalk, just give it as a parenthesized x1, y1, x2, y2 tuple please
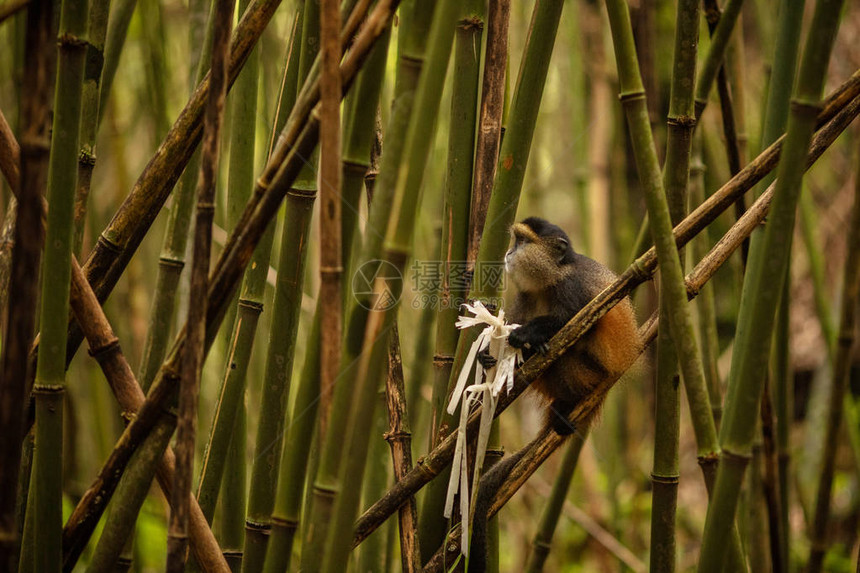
(317, 1, 462, 571)
(166, 0, 235, 569)
(649, 0, 701, 566)
(352, 90, 860, 548)
(694, 0, 744, 117)
(70, 0, 109, 255)
(0, 1, 52, 568)
(690, 134, 722, 424)
(696, 0, 847, 568)
(421, 0, 484, 553)
(258, 9, 391, 573)
(32, 0, 88, 568)
(385, 323, 421, 572)
(423, 0, 565, 555)
(137, 0, 215, 391)
(194, 0, 265, 530)
(96, 0, 135, 126)
(292, 2, 427, 569)
(241, 5, 306, 571)
(318, 0, 342, 443)
(523, 432, 588, 573)
(466, 0, 509, 264)
(806, 153, 860, 572)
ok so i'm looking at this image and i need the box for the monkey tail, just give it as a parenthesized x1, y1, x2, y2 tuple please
(466, 446, 528, 573)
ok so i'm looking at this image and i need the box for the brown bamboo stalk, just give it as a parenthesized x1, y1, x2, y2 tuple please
(318, 0, 342, 439)
(466, 0, 510, 265)
(167, 0, 235, 569)
(351, 89, 860, 546)
(384, 323, 420, 572)
(0, 1, 52, 568)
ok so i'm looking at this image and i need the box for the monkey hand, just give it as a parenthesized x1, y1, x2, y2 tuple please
(508, 321, 553, 355)
(476, 348, 497, 370)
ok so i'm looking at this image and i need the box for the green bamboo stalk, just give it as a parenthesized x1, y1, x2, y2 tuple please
(71, 0, 110, 255)
(317, 2, 461, 571)
(601, 0, 749, 568)
(241, 5, 306, 571)
(689, 135, 722, 424)
(0, 1, 52, 568)
(194, 0, 264, 526)
(167, 0, 235, 568)
(420, 0, 483, 552)
(137, 0, 215, 392)
(524, 432, 587, 573)
(260, 16, 391, 573)
(697, 0, 847, 568)
(757, 1, 805, 566)
(222, 406, 247, 571)
(139, 0, 170, 137)
(357, 390, 392, 573)
(804, 174, 860, 572)
(649, 0, 701, 566)
(96, 0, 135, 126)
(31, 0, 88, 568)
(88, 417, 175, 571)
(693, 0, 744, 118)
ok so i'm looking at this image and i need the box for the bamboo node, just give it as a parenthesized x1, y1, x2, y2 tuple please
(618, 90, 646, 104)
(342, 158, 369, 175)
(88, 337, 121, 360)
(159, 255, 185, 269)
(32, 384, 64, 396)
(78, 149, 97, 166)
(97, 234, 123, 254)
(789, 99, 823, 118)
(667, 115, 696, 128)
(196, 201, 216, 213)
(433, 353, 455, 366)
(459, 16, 484, 31)
(718, 448, 751, 463)
(532, 539, 552, 550)
(312, 485, 338, 500)
(485, 447, 504, 460)
(319, 265, 344, 276)
(57, 33, 88, 49)
(384, 430, 412, 443)
(245, 519, 271, 533)
(238, 298, 264, 313)
(288, 186, 316, 199)
(399, 53, 424, 70)
(269, 515, 299, 528)
(650, 473, 680, 485)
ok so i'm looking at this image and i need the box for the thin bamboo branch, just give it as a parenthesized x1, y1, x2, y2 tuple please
(167, 0, 235, 569)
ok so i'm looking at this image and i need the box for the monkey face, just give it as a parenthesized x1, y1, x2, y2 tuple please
(505, 220, 572, 292)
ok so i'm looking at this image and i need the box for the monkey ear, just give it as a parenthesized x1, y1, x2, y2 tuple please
(551, 236, 570, 261)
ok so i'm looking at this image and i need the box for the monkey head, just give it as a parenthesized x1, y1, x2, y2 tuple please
(504, 217, 576, 293)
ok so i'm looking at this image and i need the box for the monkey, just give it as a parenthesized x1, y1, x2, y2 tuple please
(466, 217, 642, 573)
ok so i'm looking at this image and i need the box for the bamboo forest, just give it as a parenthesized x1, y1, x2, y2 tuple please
(2, 0, 860, 571)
